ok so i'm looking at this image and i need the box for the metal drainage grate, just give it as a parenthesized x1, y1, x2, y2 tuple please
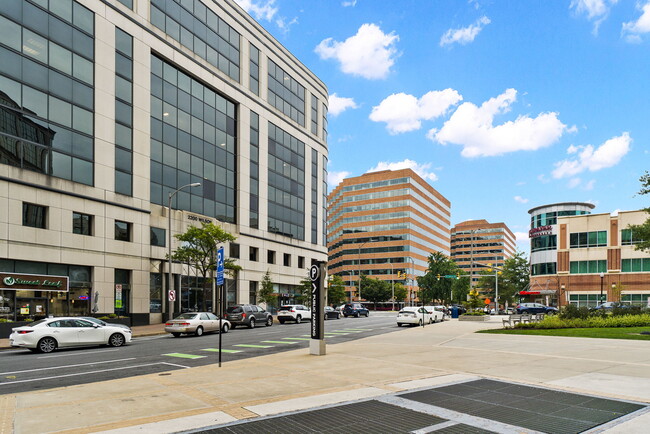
(198, 400, 446, 433)
(398, 379, 645, 434)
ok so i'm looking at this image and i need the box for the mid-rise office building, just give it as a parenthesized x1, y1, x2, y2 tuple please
(450, 219, 516, 287)
(0, 0, 328, 325)
(327, 169, 451, 305)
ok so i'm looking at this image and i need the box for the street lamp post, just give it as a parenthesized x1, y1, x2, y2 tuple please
(599, 272, 605, 306)
(358, 239, 371, 302)
(405, 256, 415, 306)
(167, 183, 201, 321)
(388, 262, 394, 311)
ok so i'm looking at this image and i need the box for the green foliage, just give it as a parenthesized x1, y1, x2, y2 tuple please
(360, 275, 392, 305)
(296, 277, 312, 306)
(467, 289, 483, 311)
(451, 274, 470, 304)
(559, 304, 591, 320)
(462, 311, 486, 316)
(257, 270, 276, 307)
(627, 171, 650, 253)
(476, 251, 529, 307)
(416, 251, 460, 304)
(514, 313, 650, 329)
(0, 318, 12, 323)
(327, 275, 348, 306)
(393, 282, 408, 303)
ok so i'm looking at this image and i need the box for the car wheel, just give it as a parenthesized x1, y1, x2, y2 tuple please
(221, 323, 229, 333)
(37, 337, 57, 353)
(172, 332, 181, 338)
(266, 316, 273, 327)
(336, 314, 340, 319)
(365, 312, 369, 317)
(109, 333, 126, 347)
(230, 324, 236, 329)
(279, 319, 285, 324)
(195, 326, 204, 337)
(397, 323, 402, 327)
(249, 318, 256, 329)
(295, 315, 302, 324)
(418, 320, 423, 326)
(355, 312, 360, 318)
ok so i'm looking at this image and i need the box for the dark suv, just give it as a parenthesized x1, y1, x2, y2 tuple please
(225, 304, 273, 328)
(342, 303, 369, 318)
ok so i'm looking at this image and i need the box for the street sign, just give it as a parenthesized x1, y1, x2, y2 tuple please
(216, 246, 224, 286)
(444, 275, 457, 279)
(168, 289, 176, 302)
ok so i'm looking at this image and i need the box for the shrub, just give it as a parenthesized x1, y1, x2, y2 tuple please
(0, 318, 12, 323)
(559, 304, 590, 320)
(462, 311, 486, 316)
(515, 313, 650, 329)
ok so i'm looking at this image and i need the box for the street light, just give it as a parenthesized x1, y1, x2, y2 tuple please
(388, 261, 395, 311)
(405, 256, 415, 306)
(167, 182, 201, 320)
(599, 272, 605, 306)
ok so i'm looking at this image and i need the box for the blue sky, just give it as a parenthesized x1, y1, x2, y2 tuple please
(234, 0, 650, 252)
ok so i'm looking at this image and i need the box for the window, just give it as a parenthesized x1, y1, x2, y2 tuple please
(298, 256, 305, 269)
(249, 281, 257, 304)
(249, 246, 258, 261)
(267, 250, 276, 264)
(621, 293, 650, 306)
(283, 253, 291, 267)
(23, 203, 47, 228)
(569, 231, 607, 248)
(569, 260, 606, 274)
(150, 227, 165, 247)
(621, 258, 650, 272)
(73, 212, 92, 235)
(530, 235, 556, 252)
(115, 220, 131, 241)
(621, 229, 643, 245)
(229, 243, 240, 259)
(569, 294, 602, 308)
(531, 262, 556, 276)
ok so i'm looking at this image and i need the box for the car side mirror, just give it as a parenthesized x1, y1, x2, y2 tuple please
(93, 324, 101, 328)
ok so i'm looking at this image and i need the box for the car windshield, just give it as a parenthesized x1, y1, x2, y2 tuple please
(175, 313, 198, 319)
(27, 319, 48, 327)
(226, 306, 243, 313)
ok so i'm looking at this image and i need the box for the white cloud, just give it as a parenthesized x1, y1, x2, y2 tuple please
(514, 196, 529, 204)
(234, 0, 278, 21)
(622, 1, 650, 43)
(429, 89, 567, 157)
(370, 89, 462, 134)
(583, 179, 596, 190)
(327, 171, 351, 190)
(440, 16, 491, 47)
(342, 0, 357, 6)
(537, 174, 551, 184)
(514, 231, 530, 243)
(328, 93, 358, 117)
(367, 159, 439, 182)
(570, 0, 619, 35)
(568, 178, 582, 189)
(611, 209, 621, 216)
(315, 24, 399, 80)
(552, 132, 632, 178)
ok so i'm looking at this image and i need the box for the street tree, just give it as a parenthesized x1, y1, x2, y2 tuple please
(476, 252, 529, 308)
(170, 222, 237, 312)
(297, 277, 312, 306)
(627, 171, 650, 252)
(359, 275, 391, 307)
(416, 251, 459, 305)
(451, 272, 470, 304)
(257, 270, 276, 308)
(393, 282, 408, 305)
(327, 274, 348, 306)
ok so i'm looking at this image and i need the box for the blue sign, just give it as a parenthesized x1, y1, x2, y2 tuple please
(216, 246, 225, 286)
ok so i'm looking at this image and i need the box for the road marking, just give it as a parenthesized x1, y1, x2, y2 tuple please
(261, 340, 298, 344)
(0, 363, 163, 385)
(160, 362, 190, 369)
(37, 349, 120, 359)
(0, 358, 137, 375)
(233, 344, 273, 348)
(323, 331, 350, 335)
(283, 337, 311, 341)
(340, 329, 371, 332)
(162, 353, 206, 359)
(201, 348, 242, 353)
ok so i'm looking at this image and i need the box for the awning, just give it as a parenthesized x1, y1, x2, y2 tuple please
(518, 290, 557, 295)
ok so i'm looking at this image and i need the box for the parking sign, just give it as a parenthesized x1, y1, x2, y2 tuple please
(216, 246, 224, 286)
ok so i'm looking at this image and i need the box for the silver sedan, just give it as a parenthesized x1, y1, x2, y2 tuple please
(165, 312, 230, 337)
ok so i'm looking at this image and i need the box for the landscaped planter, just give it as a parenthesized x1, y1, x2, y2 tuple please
(0, 321, 31, 339)
(458, 315, 489, 322)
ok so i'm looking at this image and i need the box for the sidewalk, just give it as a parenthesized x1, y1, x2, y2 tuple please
(1, 316, 649, 433)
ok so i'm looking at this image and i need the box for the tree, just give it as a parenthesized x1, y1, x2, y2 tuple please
(628, 171, 650, 252)
(393, 282, 407, 305)
(257, 270, 276, 308)
(476, 252, 529, 308)
(170, 222, 237, 312)
(327, 275, 348, 306)
(416, 251, 458, 305)
(451, 273, 470, 304)
(359, 275, 391, 307)
(296, 277, 312, 306)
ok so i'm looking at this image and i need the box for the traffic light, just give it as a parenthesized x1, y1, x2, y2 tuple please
(456, 271, 460, 279)
(436, 274, 440, 281)
(397, 271, 401, 278)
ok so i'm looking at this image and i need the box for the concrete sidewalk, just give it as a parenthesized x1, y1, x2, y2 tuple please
(1, 316, 650, 433)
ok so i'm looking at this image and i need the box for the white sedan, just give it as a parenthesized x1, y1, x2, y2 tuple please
(396, 306, 441, 327)
(9, 317, 132, 353)
(165, 312, 230, 337)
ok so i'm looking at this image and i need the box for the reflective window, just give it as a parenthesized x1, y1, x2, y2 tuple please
(115, 220, 131, 242)
(268, 59, 305, 126)
(23, 202, 47, 228)
(72, 211, 92, 235)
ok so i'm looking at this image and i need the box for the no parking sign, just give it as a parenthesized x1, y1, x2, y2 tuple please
(168, 289, 176, 302)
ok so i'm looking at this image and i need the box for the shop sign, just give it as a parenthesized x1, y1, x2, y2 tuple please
(529, 225, 553, 238)
(0, 272, 69, 292)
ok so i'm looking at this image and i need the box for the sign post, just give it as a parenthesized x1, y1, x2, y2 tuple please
(309, 262, 326, 356)
(216, 246, 225, 367)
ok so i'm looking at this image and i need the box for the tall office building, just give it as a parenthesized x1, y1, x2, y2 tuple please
(327, 169, 451, 304)
(0, 0, 328, 325)
(450, 219, 516, 288)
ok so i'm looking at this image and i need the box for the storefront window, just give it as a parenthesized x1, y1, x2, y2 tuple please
(114, 269, 130, 316)
(150, 273, 162, 313)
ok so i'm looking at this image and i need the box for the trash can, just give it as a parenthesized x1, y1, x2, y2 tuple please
(451, 306, 459, 319)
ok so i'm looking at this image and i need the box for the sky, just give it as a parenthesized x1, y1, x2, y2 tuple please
(234, 0, 650, 253)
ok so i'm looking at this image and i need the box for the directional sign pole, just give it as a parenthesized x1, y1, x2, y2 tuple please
(309, 262, 326, 356)
(216, 246, 225, 367)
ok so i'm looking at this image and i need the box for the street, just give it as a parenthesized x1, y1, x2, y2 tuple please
(0, 314, 413, 394)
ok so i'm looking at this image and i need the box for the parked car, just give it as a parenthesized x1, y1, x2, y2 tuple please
(342, 303, 369, 317)
(9, 317, 132, 353)
(81, 316, 132, 332)
(423, 306, 445, 323)
(590, 302, 630, 311)
(450, 304, 467, 315)
(324, 306, 341, 320)
(165, 312, 230, 337)
(396, 307, 434, 326)
(225, 304, 273, 328)
(430, 305, 449, 318)
(516, 303, 558, 315)
(277, 304, 311, 324)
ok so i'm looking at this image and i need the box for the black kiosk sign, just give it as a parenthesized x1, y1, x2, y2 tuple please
(310, 264, 323, 340)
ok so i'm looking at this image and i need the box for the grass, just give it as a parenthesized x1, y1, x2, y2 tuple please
(478, 327, 650, 340)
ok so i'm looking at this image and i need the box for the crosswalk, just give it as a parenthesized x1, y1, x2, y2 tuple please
(162, 328, 374, 359)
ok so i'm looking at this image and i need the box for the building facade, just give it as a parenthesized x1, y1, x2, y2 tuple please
(450, 219, 516, 288)
(0, 0, 328, 325)
(327, 169, 451, 305)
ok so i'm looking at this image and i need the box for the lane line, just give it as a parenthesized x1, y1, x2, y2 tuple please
(162, 353, 206, 359)
(0, 358, 137, 375)
(261, 340, 298, 344)
(0, 363, 163, 386)
(233, 344, 273, 348)
(37, 349, 120, 359)
(201, 349, 242, 353)
(282, 337, 311, 341)
(160, 362, 190, 369)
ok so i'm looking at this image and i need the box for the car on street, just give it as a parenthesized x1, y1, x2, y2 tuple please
(9, 317, 132, 353)
(165, 312, 230, 337)
(516, 303, 558, 315)
(430, 305, 449, 319)
(225, 304, 273, 328)
(277, 304, 311, 324)
(81, 316, 132, 332)
(423, 306, 445, 323)
(324, 306, 341, 320)
(396, 307, 435, 326)
(342, 303, 369, 317)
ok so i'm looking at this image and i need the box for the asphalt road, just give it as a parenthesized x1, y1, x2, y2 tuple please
(0, 314, 414, 395)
